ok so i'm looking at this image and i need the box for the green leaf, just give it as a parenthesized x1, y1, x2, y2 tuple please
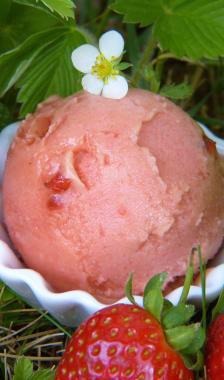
(117, 62, 132, 71)
(13, 358, 33, 380)
(112, 0, 224, 59)
(0, 1, 60, 54)
(111, 0, 161, 26)
(181, 326, 205, 355)
(0, 0, 12, 25)
(16, 27, 86, 117)
(125, 272, 137, 305)
(144, 63, 161, 93)
(126, 24, 141, 69)
(13, 0, 64, 21)
(0, 27, 68, 96)
(143, 273, 167, 321)
(38, 0, 75, 19)
(162, 299, 173, 314)
(212, 287, 224, 322)
(159, 83, 193, 99)
(180, 350, 204, 371)
(0, 102, 14, 131)
(143, 272, 167, 298)
(165, 323, 201, 351)
(162, 304, 195, 329)
(30, 369, 55, 380)
(144, 287, 163, 322)
(0, 280, 16, 301)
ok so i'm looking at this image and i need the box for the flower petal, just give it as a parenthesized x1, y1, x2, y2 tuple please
(99, 30, 124, 61)
(82, 74, 104, 95)
(71, 44, 99, 73)
(102, 75, 128, 99)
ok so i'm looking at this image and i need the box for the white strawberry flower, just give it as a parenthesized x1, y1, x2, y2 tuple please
(71, 30, 129, 99)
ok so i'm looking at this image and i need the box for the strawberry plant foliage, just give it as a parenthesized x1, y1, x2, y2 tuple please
(160, 83, 193, 100)
(17, 0, 76, 19)
(16, 27, 86, 117)
(38, 0, 75, 19)
(0, 0, 59, 54)
(13, 357, 55, 380)
(13, 357, 33, 380)
(0, 26, 87, 117)
(111, 0, 224, 59)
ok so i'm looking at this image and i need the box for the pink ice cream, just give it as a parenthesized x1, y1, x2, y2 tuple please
(2, 89, 224, 303)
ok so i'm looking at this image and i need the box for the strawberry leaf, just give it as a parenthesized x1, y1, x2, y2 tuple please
(165, 323, 201, 351)
(0, 0, 12, 25)
(16, 26, 85, 117)
(111, 0, 224, 59)
(162, 304, 195, 329)
(0, 103, 14, 131)
(13, 0, 66, 21)
(0, 27, 69, 97)
(13, 358, 33, 380)
(37, 0, 75, 19)
(0, 0, 60, 54)
(111, 0, 160, 26)
(159, 83, 193, 100)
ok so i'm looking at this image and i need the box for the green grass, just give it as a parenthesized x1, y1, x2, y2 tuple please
(0, 281, 74, 378)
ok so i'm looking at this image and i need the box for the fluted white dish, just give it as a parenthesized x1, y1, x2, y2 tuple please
(0, 122, 224, 327)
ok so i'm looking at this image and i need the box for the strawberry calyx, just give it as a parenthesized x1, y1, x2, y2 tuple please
(210, 285, 224, 323)
(126, 249, 205, 371)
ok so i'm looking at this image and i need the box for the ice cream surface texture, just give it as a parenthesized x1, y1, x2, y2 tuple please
(2, 89, 224, 303)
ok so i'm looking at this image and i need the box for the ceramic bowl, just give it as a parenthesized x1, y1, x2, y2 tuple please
(0, 122, 224, 327)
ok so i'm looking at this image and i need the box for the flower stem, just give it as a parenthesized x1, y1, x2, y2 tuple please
(131, 34, 157, 86)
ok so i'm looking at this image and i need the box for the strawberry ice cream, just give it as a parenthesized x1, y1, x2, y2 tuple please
(2, 89, 224, 303)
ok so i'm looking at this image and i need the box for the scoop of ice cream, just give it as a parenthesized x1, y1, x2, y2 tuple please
(2, 89, 224, 303)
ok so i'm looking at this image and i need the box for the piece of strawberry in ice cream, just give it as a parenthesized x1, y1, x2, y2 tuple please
(2, 89, 224, 303)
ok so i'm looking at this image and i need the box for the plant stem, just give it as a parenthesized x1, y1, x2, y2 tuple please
(151, 53, 204, 68)
(182, 66, 204, 109)
(131, 34, 157, 86)
(198, 245, 207, 355)
(178, 249, 195, 305)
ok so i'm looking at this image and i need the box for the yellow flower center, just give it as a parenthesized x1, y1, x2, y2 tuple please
(91, 54, 119, 83)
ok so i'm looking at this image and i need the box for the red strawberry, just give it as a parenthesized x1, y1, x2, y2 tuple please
(56, 262, 205, 380)
(206, 312, 224, 379)
(55, 303, 194, 380)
